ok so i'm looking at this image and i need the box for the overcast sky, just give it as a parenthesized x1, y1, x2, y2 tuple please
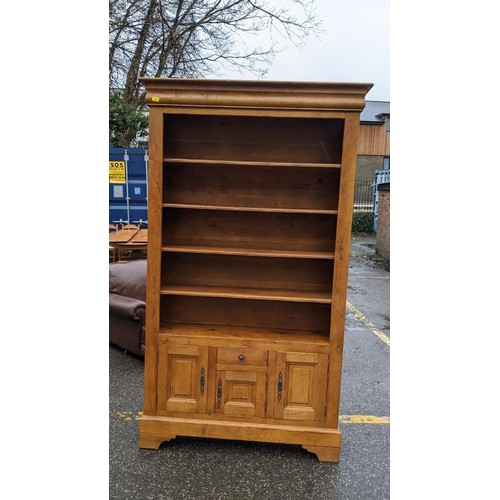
(219, 0, 390, 102)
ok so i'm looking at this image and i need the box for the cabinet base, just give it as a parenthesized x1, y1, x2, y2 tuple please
(139, 433, 176, 450)
(302, 444, 341, 463)
(139, 415, 341, 462)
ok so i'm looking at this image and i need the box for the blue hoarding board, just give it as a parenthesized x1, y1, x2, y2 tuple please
(109, 148, 148, 226)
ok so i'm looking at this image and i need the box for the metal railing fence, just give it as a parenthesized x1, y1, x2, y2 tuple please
(353, 179, 375, 212)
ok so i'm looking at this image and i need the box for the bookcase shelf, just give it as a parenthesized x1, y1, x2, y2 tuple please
(162, 245, 335, 260)
(162, 114, 345, 164)
(139, 77, 372, 463)
(160, 284, 332, 304)
(163, 158, 343, 169)
(158, 322, 331, 348)
(163, 160, 341, 213)
(163, 203, 339, 215)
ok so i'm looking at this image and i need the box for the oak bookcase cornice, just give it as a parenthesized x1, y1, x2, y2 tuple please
(139, 78, 373, 111)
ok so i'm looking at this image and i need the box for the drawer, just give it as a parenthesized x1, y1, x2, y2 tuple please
(217, 347, 268, 366)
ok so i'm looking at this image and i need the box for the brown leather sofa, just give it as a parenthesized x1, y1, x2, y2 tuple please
(109, 259, 147, 357)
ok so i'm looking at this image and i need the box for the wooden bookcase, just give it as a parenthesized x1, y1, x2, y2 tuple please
(138, 79, 372, 462)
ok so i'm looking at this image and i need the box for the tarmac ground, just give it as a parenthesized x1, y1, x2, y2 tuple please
(109, 233, 390, 499)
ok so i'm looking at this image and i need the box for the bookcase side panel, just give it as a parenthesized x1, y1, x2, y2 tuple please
(327, 113, 362, 426)
(144, 107, 166, 415)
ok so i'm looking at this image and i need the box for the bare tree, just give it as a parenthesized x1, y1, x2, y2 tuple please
(109, 0, 323, 108)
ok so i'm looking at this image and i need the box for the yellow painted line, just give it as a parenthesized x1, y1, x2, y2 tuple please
(346, 301, 390, 346)
(112, 411, 143, 421)
(339, 415, 390, 424)
(111, 411, 389, 424)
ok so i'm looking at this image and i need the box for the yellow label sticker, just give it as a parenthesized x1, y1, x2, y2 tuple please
(152, 96, 160, 102)
(109, 161, 126, 184)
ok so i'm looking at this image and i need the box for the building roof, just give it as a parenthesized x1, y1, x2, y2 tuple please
(360, 101, 390, 124)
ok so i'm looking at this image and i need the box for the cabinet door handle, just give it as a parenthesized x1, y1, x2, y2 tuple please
(277, 372, 283, 401)
(217, 378, 222, 408)
(200, 367, 205, 395)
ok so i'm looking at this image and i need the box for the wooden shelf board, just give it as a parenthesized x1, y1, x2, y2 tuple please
(164, 158, 342, 169)
(163, 203, 338, 215)
(160, 284, 332, 304)
(158, 322, 330, 346)
(162, 245, 334, 260)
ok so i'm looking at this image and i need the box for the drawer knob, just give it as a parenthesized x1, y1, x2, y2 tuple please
(238, 354, 245, 361)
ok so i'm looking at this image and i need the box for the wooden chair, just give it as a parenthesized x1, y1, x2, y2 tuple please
(121, 224, 140, 230)
(109, 224, 118, 232)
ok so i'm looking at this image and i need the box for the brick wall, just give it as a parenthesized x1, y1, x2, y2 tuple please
(376, 184, 390, 261)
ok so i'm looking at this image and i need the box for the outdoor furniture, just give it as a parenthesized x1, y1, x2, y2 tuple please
(109, 247, 118, 263)
(137, 78, 371, 461)
(109, 259, 147, 357)
(109, 228, 147, 261)
(109, 225, 119, 261)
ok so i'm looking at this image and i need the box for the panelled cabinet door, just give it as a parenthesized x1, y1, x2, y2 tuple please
(215, 369, 267, 418)
(274, 352, 328, 422)
(157, 344, 208, 413)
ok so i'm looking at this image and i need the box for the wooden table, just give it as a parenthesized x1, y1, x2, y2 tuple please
(110, 229, 148, 260)
(109, 228, 140, 243)
(130, 229, 148, 244)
